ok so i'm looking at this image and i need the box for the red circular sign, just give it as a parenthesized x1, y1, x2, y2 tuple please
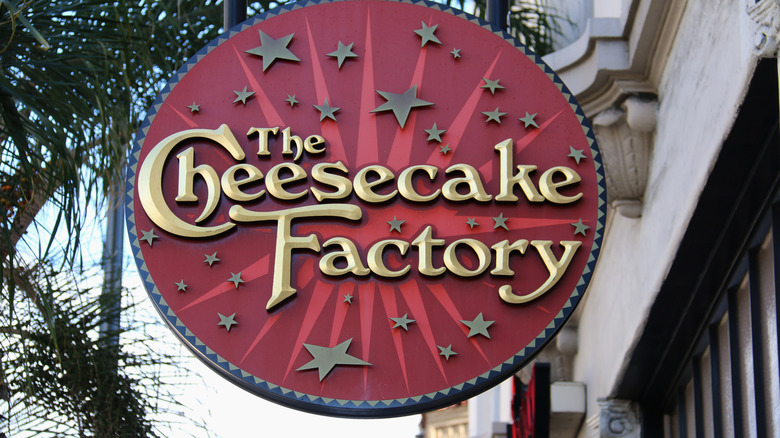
(126, 0, 605, 417)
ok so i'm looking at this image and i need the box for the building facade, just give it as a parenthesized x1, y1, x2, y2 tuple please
(424, 0, 780, 436)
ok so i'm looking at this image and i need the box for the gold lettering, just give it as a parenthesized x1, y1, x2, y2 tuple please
(320, 237, 370, 276)
(411, 225, 446, 276)
(247, 126, 279, 156)
(311, 161, 352, 202)
(498, 240, 581, 304)
(304, 135, 326, 154)
(281, 127, 304, 161)
(354, 165, 398, 203)
(367, 239, 410, 277)
(539, 166, 582, 204)
(494, 138, 544, 203)
(266, 162, 308, 201)
(443, 239, 491, 277)
(138, 124, 242, 238)
(490, 239, 529, 275)
(398, 165, 440, 202)
(229, 204, 362, 310)
(174, 147, 221, 223)
(221, 163, 265, 202)
(442, 164, 492, 202)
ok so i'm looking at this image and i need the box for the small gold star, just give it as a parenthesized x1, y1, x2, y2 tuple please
(466, 218, 479, 229)
(139, 229, 159, 246)
(174, 280, 187, 292)
(440, 144, 452, 154)
(568, 146, 587, 164)
(387, 216, 405, 233)
(482, 107, 506, 124)
(414, 21, 441, 47)
(313, 98, 340, 121)
(481, 77, 504, 94)
(493, 213, 508, 230)
(218, 312, 238, 331)
(451, 48, 461, 59)
(438, 344, 457, 360)
(460, 312, 494, 338)
(245, 30, 300, 72)
(327, 41, 358, 69)
(233, 86, 255, 105)
(344, 294, 353, 304)
(390, 314, 416, 331)
(519, 112, 539, 128)
(571, 218, 590, 236)
(285, 94, 299, 107)
(227, 272, 244, 288)
(186, 102, 200, 113)
(424, 123, 446, 142)
(204, 252, 220, 266)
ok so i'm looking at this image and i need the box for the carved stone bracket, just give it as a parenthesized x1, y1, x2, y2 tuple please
(592, 399, 640, 438)
(592, 96, 658, 218)
(749, 0, 780, 57)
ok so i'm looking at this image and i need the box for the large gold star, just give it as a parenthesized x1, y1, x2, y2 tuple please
(460, 313, 494, 338)
(297, 338, 372, 381)
(245, 30, 301, 72)
(371, 85, 433, 129)
(327, 41, 358, 69)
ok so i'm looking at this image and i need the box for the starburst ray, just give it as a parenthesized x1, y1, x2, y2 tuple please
(305, 18, 347, 163)
(330, 283, 355, 346)
(378, 284, 410, 392)
(240, 310, 285, 364)
(283, 281, 335, 381)
(181, 254, 270, 311)
(386, 44, 429, 169)
(232, 46, 284, 126)
(428, 284, 489, 364)
(401, 280, 448, 382)
(166, 104, 199, 128)
(359, 282, 376, 388)
(426, 49, 503, 165)
(356, 12, 379, 167)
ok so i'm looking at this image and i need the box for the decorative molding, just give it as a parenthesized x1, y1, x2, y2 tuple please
(595, 399, 641, 438)
(749, 0, 780, 57)
(592, 96, 658, 218)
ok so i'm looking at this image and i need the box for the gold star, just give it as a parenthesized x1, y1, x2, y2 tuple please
(414, 21, 441, 47)
(227, 272, 244, 288)
(571, 218, 590, 236)
(233, 86, 255, 105)
(371, 85, 434, 129)
(482, 107, 506, 124)
(217, 312, 238, 332)
(204, 252, 220, 266)
(174, 280, 187, 292)
(139, 229, 159, 246)
(387, 216, 405, 233)
(297, 338, 372, 381)
(440, 144, 452, 154)
(519, 112, 539, 128)
(438, 344, 457, 360)
(344, 294, 353, 304)
(493, 213, 508, 230)
(285, 94, 299, 107)
(568, 146, 587, 164)
(481, 77, 504, 94)
(390, 314, 415, 331)
(451, 48, 461, 59)
(245, 30, 300, 72)
(424, 122, 446, 142)
(327, 41, 358, 69)
(186, 102, 200, 113)
(466, 218, 479, 229)
(313, 98, 340, 121)
(460, 313, 494, 338)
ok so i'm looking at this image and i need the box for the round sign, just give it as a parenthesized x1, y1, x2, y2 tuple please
(126, 0, 605, 417)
